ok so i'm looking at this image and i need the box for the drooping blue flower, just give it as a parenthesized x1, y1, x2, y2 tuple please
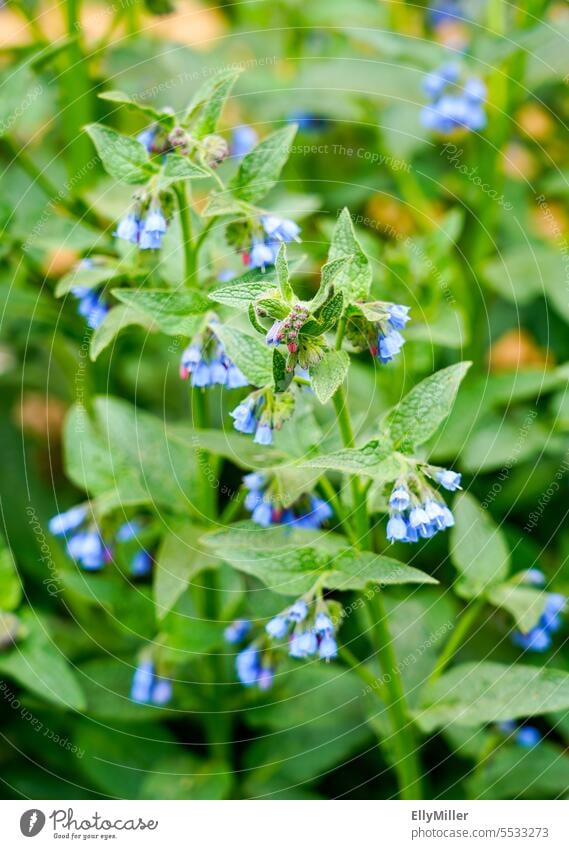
(377, 328, 406, 363)
(116, 520, 142, 542)
(130, 549, 152, 577)
(386, 474, 457, 545)
(387, 514, 408, 543)
(288, 599, 309, 622)
(49, 505, 88, 536)
(235, 645, 273, 690)
(261, 215, 302, 244)
(224, 619, 251, 644)
(314, 612, 334, 635)
(249, 240, 277, 270)
(523, 568, 546, 586)
(130, 659, 172, 705)
(231, 125, 258, 158)
(389, 485, 410, 512)
(266, 615, 289, 639)
(115, 212, 140, 244)
(387, 304, 411, 331)
(512, 593, 566, 653)
(427, 0, 464, 28)
(288, 112, 329, 132)
(254, 422, 273, 446)
(243, 216, 302, 270)
(252, 500, 273, 527)
(435, 468, 462, 491)
(139, 207, 167, 250)
(289, 630, 318, 658)
(319, 634, 338, 660)
(230, 400, 257, 434)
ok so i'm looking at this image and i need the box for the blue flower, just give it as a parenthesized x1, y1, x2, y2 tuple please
(435, 469, 462, 490)
(236, 645, 271, 688)
(130, 659, 172, 705)
(378, 328, 406, 363)
(243, 216, 301, 270)
(66, 530, 107, 570)
(516, 726, 541, 748)
(289, 630, 318, 658)
(130, 549, 152, 577)
(139, 207, 167, 250)
(387, 514, 408, 542)
(389, 485, 410, 512)
(115, 212, 140, 244)
(314, 612, 334, 635)
(230, 400, 257, 434)
(288, 112, 329, 132)
(224, 619, 251, 644)
(49, 505, 88, 536)
(261, 215, 302, 244)
(288, 599, 309, 622)
(523, 568, 546, 586)
(71, 287, 109, 329)
(252, 501, 273, 527)
(512, 593, 566, 652)
(427, 1, 464, 28)
(387, 304, 411, 330)
(254, 422, 273, 445)
(180, 337, 248, 389)
(136, 125, 157, 152)
(319, 634, 338, 660)
(116, 520, 141, 542)
(266, 615, 288, 639)
(421, 65, 487, 134)
(231, 125, 258, 158)
(249, 241, 277, 270)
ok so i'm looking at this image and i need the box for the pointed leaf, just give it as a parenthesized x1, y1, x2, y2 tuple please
(327, 207, 372, 300)
(85, 123, 158, 184)
(450, 492, 510, 597)
(230, 124, 297, 203)
(309, 350, 350, 403)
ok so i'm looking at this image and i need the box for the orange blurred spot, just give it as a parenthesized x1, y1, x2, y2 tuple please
(488, 329, 552, 372)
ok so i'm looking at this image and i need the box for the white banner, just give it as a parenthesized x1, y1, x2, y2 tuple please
(2, 800, 568, 848)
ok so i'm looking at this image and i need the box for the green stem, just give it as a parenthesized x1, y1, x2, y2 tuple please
(367, 591, 423, 799)
(340, 646, 386, 697)
(61, 0, 94, 187)
(318, 475, 358, 546)
(427, 599, 485, 687)
(191, 388, 216, 520)
(219, 486, 246, 525)
(174, 183, 196, 284)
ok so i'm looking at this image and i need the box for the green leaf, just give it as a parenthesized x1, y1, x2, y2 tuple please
(64, 396, 199, 513)
(213, 325, 273, 387)
(275, 243, 293, 300)
(168, 427, 291, 468)
(0, 536, 21, 611)
(112, 288, 209, 336)
(486, 584, 548, 633)
(85, 123, 158, 185)
(230, 124, 298, 203)
(154, 523, 217, 619)
(300, 438, 396, 477)
(0, 614, 85, 711)
(470, 741, 569, 799)
(98, 89, 169, 121)
(201, 192, 252, 217)
(273, 348, 293, 393)
(417, 662, 569, 731)
(385, 361, 471, 449)
(483, 244, 569, 321)
(209, 268, 279, 310)
(160, 154, 210, 184)
(327, 207, 372, 300)
(140, 755, 232, 800)
(184, 68, 241, 136)
(450, 492, 510, 597)
(309, 350, 350, 403)
(79, 659, 182, 723)
(90, 304, 155, 361)
(0, 63, 38, 140)
(55, 262, 123, 297)
(325, 551, 438, 591)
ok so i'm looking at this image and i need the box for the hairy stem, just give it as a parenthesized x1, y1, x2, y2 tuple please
(174, 182, 196, 284)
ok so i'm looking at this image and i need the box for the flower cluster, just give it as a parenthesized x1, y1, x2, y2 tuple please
(243, 472, 332, 529)
(231, 388, 295, 445)
(116, 202, 168, 250)
(179, 324, 248, 389)
(243, 215, 301, 270)
(130, 659, 172, 705)
(497, 721, 541, 748)
(346, 301, 411, 364)
(386, 467, 461, 544)
(421, 63, 486, 133)
(225, 597, 339, 690)
(49, 507, 153, 576)
(512, 572, 566, 652)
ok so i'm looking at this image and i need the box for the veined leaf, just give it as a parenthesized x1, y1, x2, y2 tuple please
(209, 267, 279, 310)
(213, 325, 273, 386)
(90, 304, 155, 361)
(183, 68, 242, 136)
(450, 492, 510, 597)
(98, 90, 170, 121)
(327, 207, 372, 300)
(309, 350, 350, 403)
(385, 361, 471, 449)
(85, 123, 158, 185)
(112, 288, 209, 336)
(230, 124, 298, 203)
(160, 154, 210, 184)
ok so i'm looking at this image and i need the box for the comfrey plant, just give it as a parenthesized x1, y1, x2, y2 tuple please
(37, 64, 568, 804)
(421, 63, 486, 133)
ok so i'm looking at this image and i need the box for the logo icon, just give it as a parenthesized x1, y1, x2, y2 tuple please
(20, 810, 46, 837)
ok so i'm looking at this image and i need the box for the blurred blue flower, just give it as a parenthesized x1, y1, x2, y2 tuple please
(130, 659, 172, 705)
(422, 65, 487, 133)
